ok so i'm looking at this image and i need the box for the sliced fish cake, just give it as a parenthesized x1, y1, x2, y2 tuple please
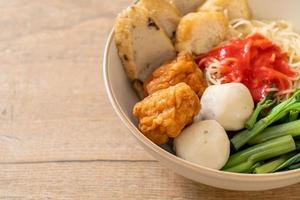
(137, 0, 181, 39)
(114, 5, 176, 81)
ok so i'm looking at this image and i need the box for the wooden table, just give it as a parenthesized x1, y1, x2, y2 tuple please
(0, 0, 299, 199)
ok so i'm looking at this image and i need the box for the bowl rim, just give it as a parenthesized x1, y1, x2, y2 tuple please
(103, 29, 300, 180)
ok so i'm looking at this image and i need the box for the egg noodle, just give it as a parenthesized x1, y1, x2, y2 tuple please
(205, 19, 300, 102)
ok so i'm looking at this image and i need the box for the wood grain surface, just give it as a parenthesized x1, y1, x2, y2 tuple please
(0, 0, 299, 199)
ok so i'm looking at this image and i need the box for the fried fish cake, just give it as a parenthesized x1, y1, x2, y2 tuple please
(175, 12, 228, 55)
(144, 51, 207, 97)
(170, 0, 206, 15)
(198, 0, 251, 20)
(133, 83, 200, 144)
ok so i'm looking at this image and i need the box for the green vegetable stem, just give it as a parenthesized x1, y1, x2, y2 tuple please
(248, 120, 300, 145)
(245, 97, 275, 130)
(296, 140, 300, 150)
(253, 153, 294, 174)
(231, 90, 300, 150)
(273, 152, 300, 172)
(247, 162, 263, 173)
(223, 135, 296, 171)
(286, 162, 300, 170)
(224, 160, 253, 173)
(253, 140, 300, 173)
(232, 161, 263, 174)
(288, 110, 299, 122)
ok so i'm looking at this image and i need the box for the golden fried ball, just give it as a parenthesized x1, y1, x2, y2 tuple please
(133, 83, 200, 144)
(144, 51, 207, 97)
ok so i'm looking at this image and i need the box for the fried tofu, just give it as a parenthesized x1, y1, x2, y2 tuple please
(133, 83, 200, 145)
(114, 5, 176, 81)
(137, 0, 181, 39)
(175, 11, 228, 55)
(144, 51, 207, 97)
(198, 0, 251, 20)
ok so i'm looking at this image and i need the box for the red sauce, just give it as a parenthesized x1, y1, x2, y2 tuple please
(198, 33, 297, 102)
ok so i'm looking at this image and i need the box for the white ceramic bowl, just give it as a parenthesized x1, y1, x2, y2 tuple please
(103, 0, 300, 191)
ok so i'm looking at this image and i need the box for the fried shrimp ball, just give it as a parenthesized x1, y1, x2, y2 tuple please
(144, 51, 207, 97)
(133, 83, 200, 144)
